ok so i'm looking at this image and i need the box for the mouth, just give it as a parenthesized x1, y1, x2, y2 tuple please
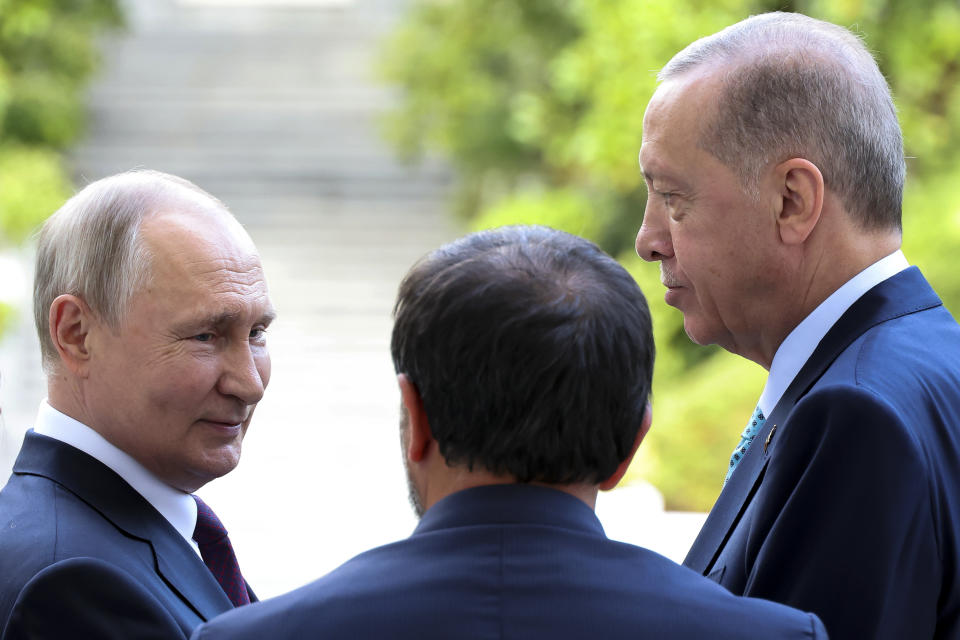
(661, 278, 685, 293)
(198, 417, 247, 432)
(662, 282, 685, 307)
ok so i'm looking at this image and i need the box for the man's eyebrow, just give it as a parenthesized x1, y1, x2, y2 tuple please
(177, 308, 277, 333)
(641, 167, 689, 192)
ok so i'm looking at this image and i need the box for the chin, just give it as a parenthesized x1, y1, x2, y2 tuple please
(682, 320, 711, 346)
(199, 446, 243, 480)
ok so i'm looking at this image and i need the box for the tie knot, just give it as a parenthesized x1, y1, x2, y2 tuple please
(192, 495, 229, 546)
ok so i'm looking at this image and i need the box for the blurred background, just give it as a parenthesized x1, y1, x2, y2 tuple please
(1, 0, 959, 597)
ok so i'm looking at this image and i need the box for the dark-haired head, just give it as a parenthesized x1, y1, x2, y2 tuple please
(392, 225, 654, 489)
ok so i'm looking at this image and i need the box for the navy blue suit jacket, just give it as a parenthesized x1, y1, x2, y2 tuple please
(0, 431, 247, 639)
(684, 267, 960, 639)
(193, 484, 825, 639)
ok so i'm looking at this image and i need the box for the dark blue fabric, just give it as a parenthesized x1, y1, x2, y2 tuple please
(193, 484, 826, 639)
(685, 267, 960, 639)
(0, 431, 240, 639)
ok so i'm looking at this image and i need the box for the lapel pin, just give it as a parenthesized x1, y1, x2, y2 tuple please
(764, 424, 778, 454)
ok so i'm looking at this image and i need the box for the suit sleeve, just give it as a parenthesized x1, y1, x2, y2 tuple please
(2, 557, 188, 640)
(742, 385, 940, 640)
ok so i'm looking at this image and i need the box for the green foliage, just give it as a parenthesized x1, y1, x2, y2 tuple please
(381, 0, 960, 509)
(0, 0, 121, 345)
(902, 165, 960, 315)
(0, 0, 122, 248)
(0, 144, 72, 242)
(379, 0, 583, 222)
(0, 301, 13, 336)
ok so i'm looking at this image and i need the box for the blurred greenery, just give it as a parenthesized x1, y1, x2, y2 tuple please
(379, 0, 960, 510)
(0, 0, 122, 246)
(0, 301, 12, 336)
(0, 0, 121, 337)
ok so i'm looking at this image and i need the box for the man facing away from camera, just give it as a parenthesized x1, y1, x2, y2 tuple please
(0, 170, 274, 639)
(636, 11, 960, 639)
(193, 225, 826, 639)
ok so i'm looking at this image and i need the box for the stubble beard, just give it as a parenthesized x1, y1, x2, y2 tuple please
(400, 406, 425, 519)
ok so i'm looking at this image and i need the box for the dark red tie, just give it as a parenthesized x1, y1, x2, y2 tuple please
(191, 495, 251, 607)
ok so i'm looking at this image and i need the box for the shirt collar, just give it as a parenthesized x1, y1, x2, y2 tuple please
(33, 400, 200, 553)
(414, 484, 606, 538)
(758, 249, 910, 416)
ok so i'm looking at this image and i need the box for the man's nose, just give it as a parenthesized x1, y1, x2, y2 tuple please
(218, 343, 267, 405)
(635, 204, 673, 262)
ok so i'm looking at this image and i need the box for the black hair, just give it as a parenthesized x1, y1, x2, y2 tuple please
(391, 225, 654, 484)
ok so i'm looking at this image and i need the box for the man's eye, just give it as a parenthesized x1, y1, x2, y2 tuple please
(660, 191, 675, 206)
(250, 327, 267, 340)
(193, 333, 214, 342)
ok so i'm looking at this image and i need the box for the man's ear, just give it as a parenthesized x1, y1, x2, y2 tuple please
(773, 158, 824, 246)
(599, 403, 652, 491)
(49, 294, 95, 377)
(398, 374, 433, 463)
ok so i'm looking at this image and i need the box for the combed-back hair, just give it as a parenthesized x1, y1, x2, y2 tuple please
(391, 225, 655, 484)
(659, 11, 905, 231)
(33, 169, 227, 370)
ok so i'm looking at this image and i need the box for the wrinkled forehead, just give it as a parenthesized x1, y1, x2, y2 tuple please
(139, 205, 267, 292)
(645, 66, 726, 134)
(640, 68, 728, 171)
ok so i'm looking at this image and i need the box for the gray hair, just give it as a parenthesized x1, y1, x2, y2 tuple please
(659, 12, 905, 231)
(34, 170, 228, 370)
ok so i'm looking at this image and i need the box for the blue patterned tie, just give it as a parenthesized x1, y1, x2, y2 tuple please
(725, 406, 766, 483)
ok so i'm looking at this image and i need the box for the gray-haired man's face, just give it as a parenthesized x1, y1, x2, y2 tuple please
(83, 206, 275, 492)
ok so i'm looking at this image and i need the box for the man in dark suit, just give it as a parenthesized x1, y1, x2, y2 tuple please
(193, 226, 826, 640)
(636, 11, 960, 639)
(0, 170, 275, 639)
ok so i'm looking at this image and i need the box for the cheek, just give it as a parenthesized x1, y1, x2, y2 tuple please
(256, 351, 272, 389)
(146, 360, 218, 411)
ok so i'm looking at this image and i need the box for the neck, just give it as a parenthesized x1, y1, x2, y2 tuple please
(742, 225, 901, 370)
(418, 463, 599, 513)
(46, 372, 90, 427)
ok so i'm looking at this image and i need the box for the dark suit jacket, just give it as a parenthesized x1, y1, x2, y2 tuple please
(193, 484, 826, 640)
(684, 267, 960, 639)
(0, 431, 246, 639)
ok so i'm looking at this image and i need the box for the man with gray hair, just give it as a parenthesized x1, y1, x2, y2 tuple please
(0, 170, 275, 639)
(636, 11, 960, 639)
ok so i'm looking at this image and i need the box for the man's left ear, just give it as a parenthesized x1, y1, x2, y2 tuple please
(599, 404, 652, 491)
(773, 158, 824, 246)
(398, 374, 433, 464)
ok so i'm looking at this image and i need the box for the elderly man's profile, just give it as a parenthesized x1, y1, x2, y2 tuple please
(637, 12, 960, 639)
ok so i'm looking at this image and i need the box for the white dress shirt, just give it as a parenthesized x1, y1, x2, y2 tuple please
(757, 250, 910, 417)
(33, 400, 201, 555)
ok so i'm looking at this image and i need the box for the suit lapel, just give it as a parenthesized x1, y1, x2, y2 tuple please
(683, 267, 942, 575)
(13, 432, 234, 620)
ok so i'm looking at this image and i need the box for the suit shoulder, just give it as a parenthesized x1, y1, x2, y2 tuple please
(0, 472, 137, 560)
(812, 309, 960, 470)
(834, 304, 960, 395)
(4, 557, 184, 639)
(191, 542, 412, 639)
(0, 474, 61, 574)
(618, 550, 828, 638)
(783, 383, 926, 464)
(0, 472, 158, 603)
